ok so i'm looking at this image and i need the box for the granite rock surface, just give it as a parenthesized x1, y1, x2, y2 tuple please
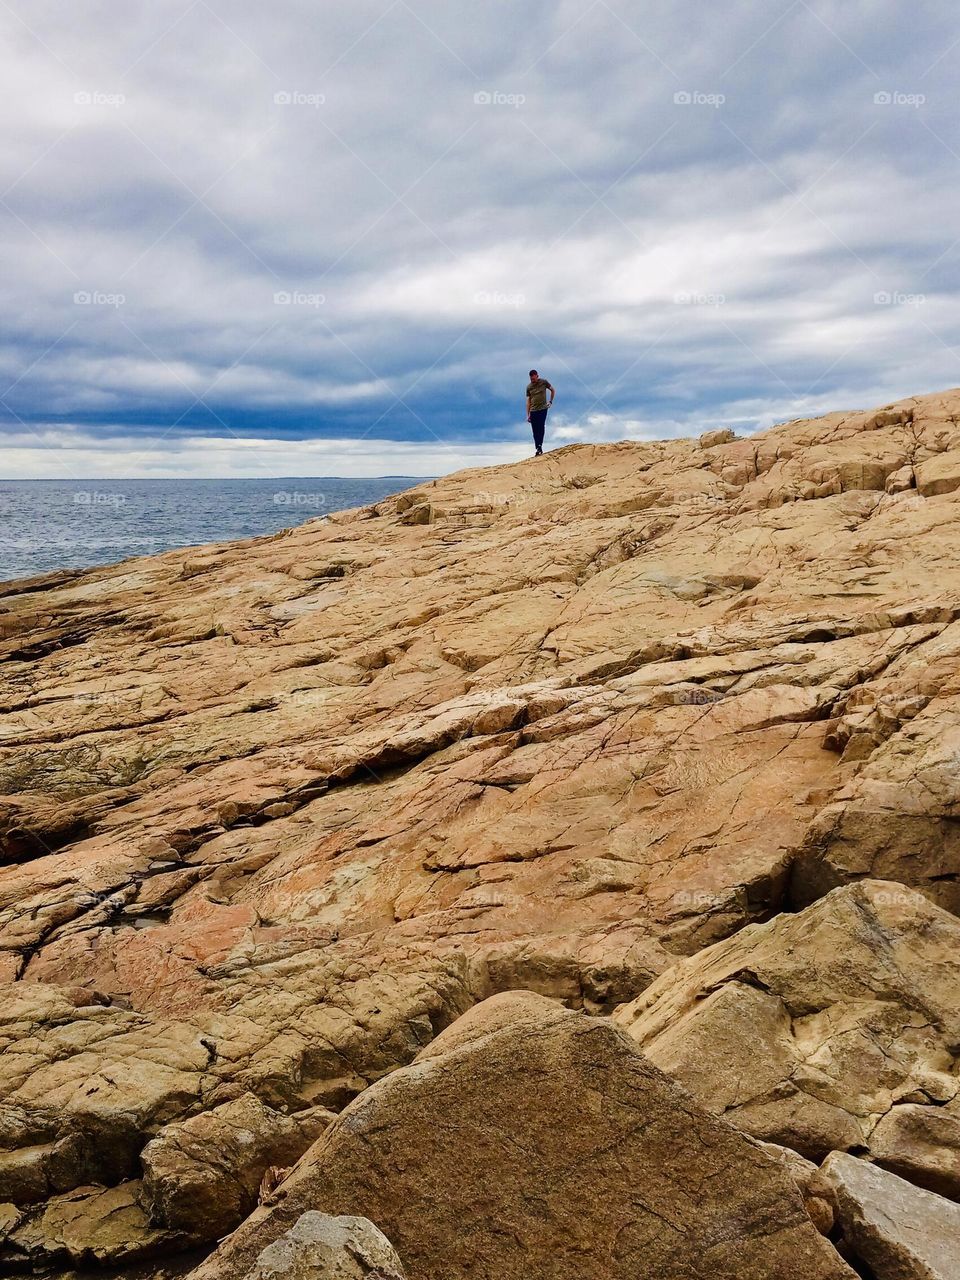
(2, 389, 960, 1270)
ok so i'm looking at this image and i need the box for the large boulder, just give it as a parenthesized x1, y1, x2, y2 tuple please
(821, 1151, 960, 1279)
(614, 881, 960, 1171)
(187, 991, 855, 1280)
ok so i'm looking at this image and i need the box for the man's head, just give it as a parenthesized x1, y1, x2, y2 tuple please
(529, 369, 539, 380)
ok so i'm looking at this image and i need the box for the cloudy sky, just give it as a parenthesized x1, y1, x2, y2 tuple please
(2, 0, 958, 477)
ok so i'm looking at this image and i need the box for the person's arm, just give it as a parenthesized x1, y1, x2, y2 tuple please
(525, 393, 531, 421)
(547, 382, 555, 405)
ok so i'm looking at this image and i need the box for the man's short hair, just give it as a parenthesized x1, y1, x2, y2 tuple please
(528, 369, 538, 378)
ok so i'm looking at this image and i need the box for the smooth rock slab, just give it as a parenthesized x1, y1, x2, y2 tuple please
(821, 1151, 960, 1279)
(244, 1213, 406, 1279)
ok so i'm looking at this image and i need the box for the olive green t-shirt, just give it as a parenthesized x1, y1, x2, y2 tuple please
(526, 379, 553, 412)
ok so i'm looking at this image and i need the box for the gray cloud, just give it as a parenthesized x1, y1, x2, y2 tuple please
(2, 0, 959, 475)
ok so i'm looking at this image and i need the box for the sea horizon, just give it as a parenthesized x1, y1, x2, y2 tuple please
(0, 475, 430, 581)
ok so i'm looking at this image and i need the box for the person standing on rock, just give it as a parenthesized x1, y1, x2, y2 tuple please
(525, 369, 555, 456)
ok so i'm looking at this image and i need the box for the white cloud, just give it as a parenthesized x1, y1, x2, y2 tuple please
(0, 425, 527, 478)
(1, 0, 958, 472)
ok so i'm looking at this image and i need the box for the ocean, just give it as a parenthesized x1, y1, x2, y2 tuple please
(0, 477, 425, 582)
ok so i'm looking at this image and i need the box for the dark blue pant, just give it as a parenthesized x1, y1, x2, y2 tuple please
(530, 408, 548, 450)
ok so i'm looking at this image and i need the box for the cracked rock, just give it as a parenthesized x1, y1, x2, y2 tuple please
(614, 881, 960, 1173)
(186, 991, 855, 1280)
(141, 1092, 334, 1239)
(2, 390, 960, 1269)
(821, 1151, 960, 1279)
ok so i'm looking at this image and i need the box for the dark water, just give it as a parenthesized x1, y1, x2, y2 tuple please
(0, 477, 426, 581)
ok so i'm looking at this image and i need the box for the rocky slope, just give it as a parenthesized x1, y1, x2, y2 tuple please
(2, 388, 960, 1276)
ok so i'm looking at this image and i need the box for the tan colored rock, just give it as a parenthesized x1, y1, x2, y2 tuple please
(791, 619, 960, 912)
(2, 389, 960, 1258)
(0, 1085, 148, 1206)
(244, 1213, 406, 1280)
(187, 991, 855, 1280)
(0, 1201, 23, 1243)
(916, 447, 960, 496)
(821, 1151, 960, 1279)
(1, 1180, 190, 1269)
(614, 882, 960, 1166)
(869, 1104, 960, 1201)
(754, 1141, 837, 1235)
(699, 427, 735, 448)
(398, 502, 433, 525)
(0, 1129, 83, 1205)
(141, 1093, 333, 1239)
(885, 464, 916, 494)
